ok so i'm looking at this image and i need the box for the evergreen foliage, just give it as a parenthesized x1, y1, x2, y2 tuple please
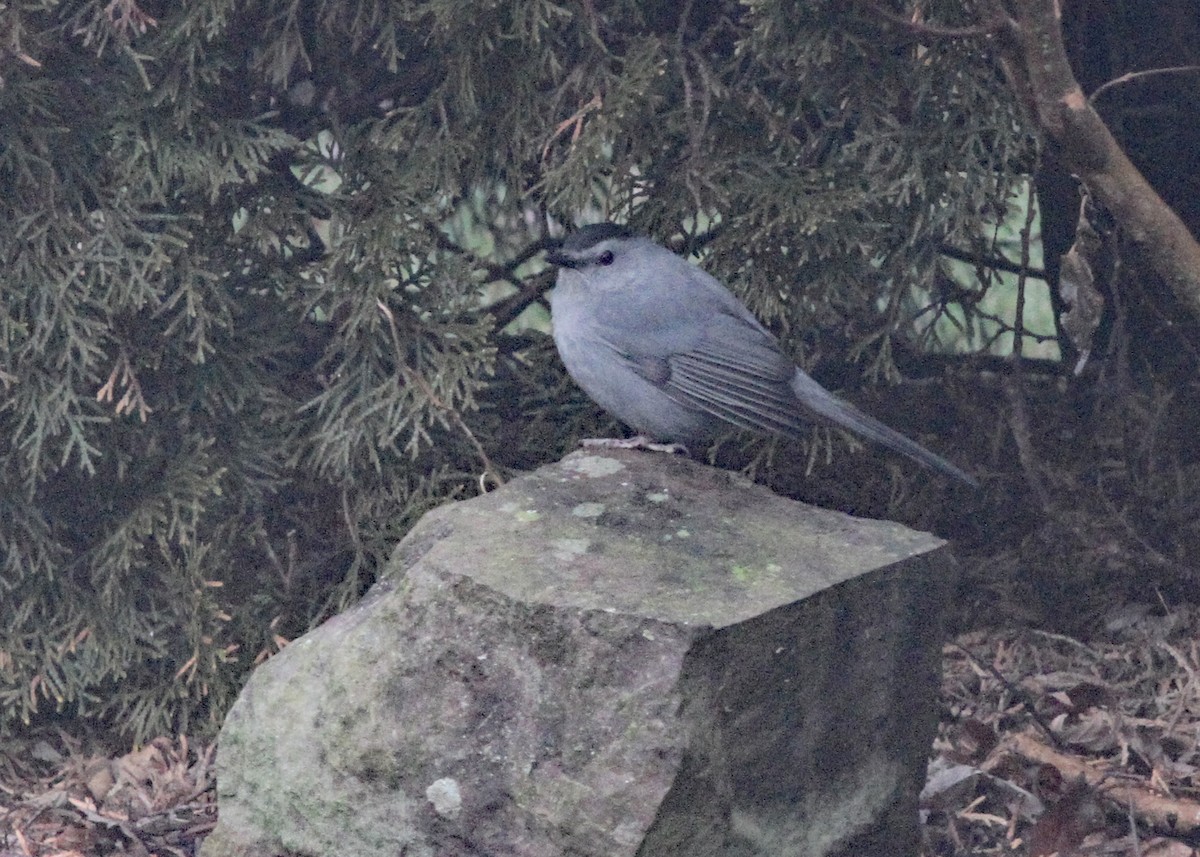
(4, 0, 1189, 739)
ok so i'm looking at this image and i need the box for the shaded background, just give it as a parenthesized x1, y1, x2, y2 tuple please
(1, 0, 1198, 741)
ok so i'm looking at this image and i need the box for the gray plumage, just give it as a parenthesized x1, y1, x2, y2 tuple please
(546, 223, 978, 488)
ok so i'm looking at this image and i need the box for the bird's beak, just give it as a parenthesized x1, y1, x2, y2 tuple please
(544, 246, 577, 269)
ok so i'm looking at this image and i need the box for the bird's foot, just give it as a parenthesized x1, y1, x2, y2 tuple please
(580, 436, 690, 455)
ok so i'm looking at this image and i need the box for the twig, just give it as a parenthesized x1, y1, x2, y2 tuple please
(488, 270, 557, 330)
(423, 223, 553, 287)
(423, 226, 558, 329)
(1089, 64, 1200, 106)
(1002, 373, 1051, 509)
(861, 2, 1000, 40)
(1011, 731, 1200, 836)
(1012, 179, 1039, 359)
(541, 92, 603, 161)
(939, 243, 1047, 281)
(949, 642, 1064, 748)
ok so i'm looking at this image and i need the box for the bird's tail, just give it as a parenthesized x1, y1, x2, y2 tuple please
(791, 372, 979, 488)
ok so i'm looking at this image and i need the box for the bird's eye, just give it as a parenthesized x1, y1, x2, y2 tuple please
(597, 250, 615, 266)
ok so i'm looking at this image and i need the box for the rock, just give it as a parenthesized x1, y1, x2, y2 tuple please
(200, 450, 955, 857)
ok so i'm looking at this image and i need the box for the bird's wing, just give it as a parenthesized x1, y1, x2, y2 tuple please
(619, 307, 815, 437)
(592, 285, 978, 485)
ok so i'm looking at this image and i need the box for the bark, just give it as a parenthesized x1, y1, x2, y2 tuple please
(992, 0, 1200, 323)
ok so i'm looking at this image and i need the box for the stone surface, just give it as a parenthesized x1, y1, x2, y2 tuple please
(200, 450, 955, 857)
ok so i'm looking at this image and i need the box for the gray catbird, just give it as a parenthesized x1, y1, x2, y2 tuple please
(546, 222, 978, 488)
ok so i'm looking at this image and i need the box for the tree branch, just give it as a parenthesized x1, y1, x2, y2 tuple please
(939, 243, 1047, 281)
(994, 0, 1200, 323)
(861, 2, 999, 40)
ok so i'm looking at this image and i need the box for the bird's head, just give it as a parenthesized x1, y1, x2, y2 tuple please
(545, 222, 638, 272)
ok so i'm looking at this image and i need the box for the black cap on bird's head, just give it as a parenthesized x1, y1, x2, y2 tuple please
(560, 222, 634, 252)
(546, 222, 636, 269)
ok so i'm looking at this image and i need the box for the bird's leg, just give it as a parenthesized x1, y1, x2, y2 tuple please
(580, 435, 690, 455)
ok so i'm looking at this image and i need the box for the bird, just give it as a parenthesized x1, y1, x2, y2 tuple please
(545, 222, 978, 488)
